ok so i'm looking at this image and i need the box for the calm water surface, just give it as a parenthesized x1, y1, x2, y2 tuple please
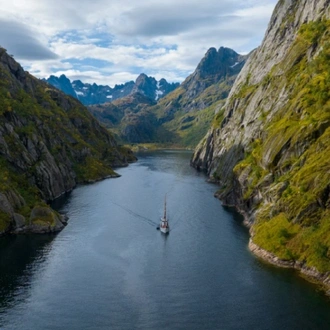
(0, 151, 330, 330)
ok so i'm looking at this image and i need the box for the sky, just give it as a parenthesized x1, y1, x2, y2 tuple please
(0, 0, 278, 86)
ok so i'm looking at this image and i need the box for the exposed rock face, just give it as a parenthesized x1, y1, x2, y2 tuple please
(46, 74, 77, 99)
(157, 47, 248, 118)
(192, 0, 330, 287)
(180, 47, 247, 110)
(131, 73, 179, 101)
(0, 48, 136, 235)
(28, 206, 67, 234)
(44, 74, 179, 105)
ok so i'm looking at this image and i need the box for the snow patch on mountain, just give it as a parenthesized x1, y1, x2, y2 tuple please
(155, 89, 163, 101)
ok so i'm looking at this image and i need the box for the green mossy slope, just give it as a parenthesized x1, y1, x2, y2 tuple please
(232, 20, 330, 272)
(0, 48, 135, 234)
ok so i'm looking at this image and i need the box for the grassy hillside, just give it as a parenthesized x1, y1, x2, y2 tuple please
(149, 75, 236, 148)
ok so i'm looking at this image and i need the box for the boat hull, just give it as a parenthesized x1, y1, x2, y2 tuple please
(160, 217, 169, 234)
(160, 226, 169, 234)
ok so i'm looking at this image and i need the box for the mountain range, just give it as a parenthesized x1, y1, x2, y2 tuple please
(44, 74, 179, 105)
(88, 47, 248, 146)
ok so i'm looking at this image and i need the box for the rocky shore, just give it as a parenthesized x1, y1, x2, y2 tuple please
(220, 197, 330, 294)
(249, 239, 330, 294)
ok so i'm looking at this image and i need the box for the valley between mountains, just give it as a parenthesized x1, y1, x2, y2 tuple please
(1, 0, 330, 292)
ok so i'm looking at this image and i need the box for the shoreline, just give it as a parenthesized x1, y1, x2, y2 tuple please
(127, 143, 194, 152)
(1, 161, 134, 237)
(249, 239, 330, 295)
(216, 193, 330, 294)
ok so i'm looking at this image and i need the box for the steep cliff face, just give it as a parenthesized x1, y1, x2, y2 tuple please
(180, 47, 247, 110)
(158, 47, 247, 116)
(0, 48, 135, 235)
(192, 0, 330, 281)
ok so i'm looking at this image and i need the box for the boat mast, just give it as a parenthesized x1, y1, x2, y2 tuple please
(164, 195, 167, 220)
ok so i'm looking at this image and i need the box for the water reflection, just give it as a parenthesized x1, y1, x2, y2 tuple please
(0, 151, 330, 330)
(0, 235, 54, 313)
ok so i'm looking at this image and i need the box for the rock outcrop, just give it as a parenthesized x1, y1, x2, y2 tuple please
(180, 47, 247, 111)
(131, 73, 179, 101)
(0, 48, 136, 235)
(192, 0, 330, 287)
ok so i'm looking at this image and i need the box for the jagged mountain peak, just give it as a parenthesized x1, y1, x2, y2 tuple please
(136, 73, 149, 80)
(132, 74, 157, 99)
(45, 73, 179, 105)
(192, 46, 246, 80)
(44, 74, 76, 98)
(72, 79, 84, 88)
(202, 46, 238, 63)
(180, 46, 248, 103)
(134, 73, 156, 88)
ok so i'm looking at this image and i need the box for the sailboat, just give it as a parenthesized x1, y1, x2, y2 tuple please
(160, 195, 170, 234)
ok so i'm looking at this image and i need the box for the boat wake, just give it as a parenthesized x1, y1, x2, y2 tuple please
(108, 199, 158, 228)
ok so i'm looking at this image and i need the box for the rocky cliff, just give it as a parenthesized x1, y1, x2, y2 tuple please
(0, 48, 135, 235)
(192, 0, 330, 285)
(179, 47, 247, 111)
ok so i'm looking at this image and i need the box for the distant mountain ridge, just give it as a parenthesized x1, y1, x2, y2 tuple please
(88, 46, 248, 146)
(44, 74, 179, 105)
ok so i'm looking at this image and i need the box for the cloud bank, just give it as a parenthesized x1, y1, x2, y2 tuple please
(0, 19, 58, 60)
(0, 0, 277, 86)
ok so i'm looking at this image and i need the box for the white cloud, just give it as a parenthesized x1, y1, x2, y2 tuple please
(0, 0, 278, 85)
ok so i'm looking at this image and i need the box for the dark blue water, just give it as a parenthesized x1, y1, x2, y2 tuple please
(0, 151, 330, 330)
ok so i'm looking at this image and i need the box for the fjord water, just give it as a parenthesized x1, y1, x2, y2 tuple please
(1, 151, 330, 330)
